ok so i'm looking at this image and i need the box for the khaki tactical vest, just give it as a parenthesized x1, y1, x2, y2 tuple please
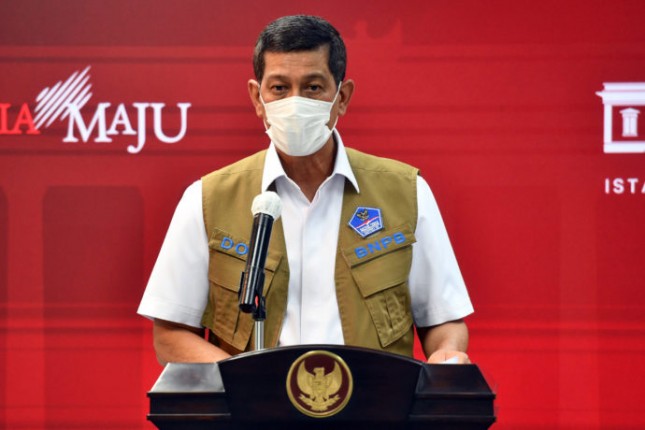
(201, 148, 419, 357)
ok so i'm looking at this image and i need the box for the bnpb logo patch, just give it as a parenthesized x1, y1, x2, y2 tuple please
(348, 207, 383, 238)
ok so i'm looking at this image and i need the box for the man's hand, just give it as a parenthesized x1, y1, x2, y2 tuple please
(417, 319, 470, 364)
(427, 349, 470, 364)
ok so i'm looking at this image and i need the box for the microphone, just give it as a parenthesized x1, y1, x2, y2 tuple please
(239, 191, 282, 314)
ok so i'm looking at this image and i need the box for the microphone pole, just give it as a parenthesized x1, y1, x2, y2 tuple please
(238, 191, 281, 351)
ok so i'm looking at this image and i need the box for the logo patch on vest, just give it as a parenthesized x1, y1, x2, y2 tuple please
(348, 207, 383, 238)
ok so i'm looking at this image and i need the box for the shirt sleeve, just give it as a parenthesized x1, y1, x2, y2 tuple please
(409, 176, 474, 327)
(137, 180, 210, 328)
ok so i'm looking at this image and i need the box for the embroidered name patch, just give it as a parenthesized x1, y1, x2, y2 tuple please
(348, 207, 384, 238)
(220, 236, 249, 256)
(354, 231, 407, 259)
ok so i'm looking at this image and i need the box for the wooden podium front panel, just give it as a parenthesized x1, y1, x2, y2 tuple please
(148, 346, 495, 429)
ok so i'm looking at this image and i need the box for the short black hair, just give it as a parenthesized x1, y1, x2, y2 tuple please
(253, 15, 347, 86)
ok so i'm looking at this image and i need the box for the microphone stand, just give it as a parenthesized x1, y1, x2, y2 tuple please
(239, 266, 268, 351)
(238, 212, 275, 351)
(253, 296, 266, 351)
(238, 191, 281, 352)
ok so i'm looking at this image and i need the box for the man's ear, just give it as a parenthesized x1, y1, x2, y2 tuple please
(248, 79, 264, 118)
(337, 79, 355, 116)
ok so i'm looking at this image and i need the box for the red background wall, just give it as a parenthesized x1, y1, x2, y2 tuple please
(1, 1, 645, 428)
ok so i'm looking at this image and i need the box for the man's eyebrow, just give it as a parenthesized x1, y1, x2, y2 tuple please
(264, 74, 290, 82)
(301, 72, 328, 81)
(264, 72, 330, 82)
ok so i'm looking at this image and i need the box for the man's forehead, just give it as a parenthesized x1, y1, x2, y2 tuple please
(262, 47, 333, 81)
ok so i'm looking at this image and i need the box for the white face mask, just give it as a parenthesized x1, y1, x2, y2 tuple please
(260, 83, 342, 157)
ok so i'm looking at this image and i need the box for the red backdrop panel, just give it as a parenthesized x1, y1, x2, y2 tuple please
(0, 190, 7, 426)
(43, 187, 143, 426)
(1, 1, 645, 429)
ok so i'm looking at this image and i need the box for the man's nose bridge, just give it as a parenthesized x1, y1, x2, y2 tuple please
(289, 88, 303, 98)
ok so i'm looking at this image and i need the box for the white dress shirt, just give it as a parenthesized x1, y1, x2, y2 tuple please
(138, 132, 473, 346)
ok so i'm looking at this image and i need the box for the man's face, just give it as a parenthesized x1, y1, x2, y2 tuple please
(249, 45, 352, 131)
(261, 46, 337, 103)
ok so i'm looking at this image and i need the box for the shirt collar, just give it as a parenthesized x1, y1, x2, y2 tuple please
(261, 130, 360, 193)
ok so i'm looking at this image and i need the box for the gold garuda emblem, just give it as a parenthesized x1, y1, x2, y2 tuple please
(286, 350, 353, 418)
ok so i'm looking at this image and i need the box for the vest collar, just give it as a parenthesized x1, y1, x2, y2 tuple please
(261, 130, 360, 193)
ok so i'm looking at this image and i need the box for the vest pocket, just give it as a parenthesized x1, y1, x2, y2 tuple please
(206, 249, 252, 352)
(204, 229, 280, 352)
(343, 226, 416, 348)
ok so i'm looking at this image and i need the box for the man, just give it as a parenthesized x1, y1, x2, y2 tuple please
(138, 15, 473, 365)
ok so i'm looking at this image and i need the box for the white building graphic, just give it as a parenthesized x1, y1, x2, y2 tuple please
(620, 108, 640, 137)
(596, 83, 645, 153)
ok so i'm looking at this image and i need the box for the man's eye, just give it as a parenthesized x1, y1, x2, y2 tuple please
(272, 85, 287, 93)
(308, 85, 321, 92)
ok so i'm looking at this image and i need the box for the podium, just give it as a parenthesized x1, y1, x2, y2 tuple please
(147, 345, 496, 430)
